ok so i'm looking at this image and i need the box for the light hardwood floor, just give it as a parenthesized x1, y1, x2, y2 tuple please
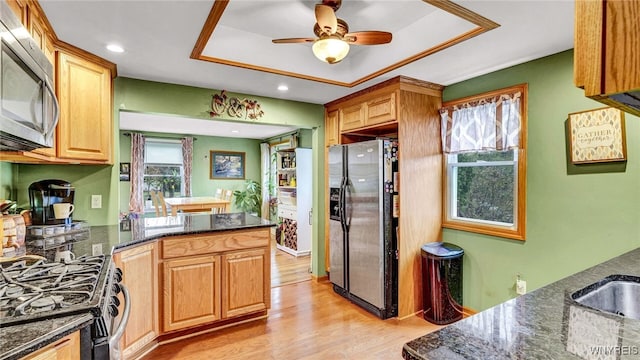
(271, 240, 311, 287)
(143, 280, 441, 360)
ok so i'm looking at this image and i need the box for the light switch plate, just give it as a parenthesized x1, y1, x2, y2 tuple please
(91, 195, 102, 209)
(92, 244, 103, 256)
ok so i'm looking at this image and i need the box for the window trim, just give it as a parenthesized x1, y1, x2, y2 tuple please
(441, 84, 527, 241)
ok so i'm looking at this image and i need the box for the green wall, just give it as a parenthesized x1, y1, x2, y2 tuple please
(1, 163, 15, 200)
(12, 164, 115, 225)
(442, 50, 640, 311)
(118, 131, 262, 213)
(114, 78, 327, 276)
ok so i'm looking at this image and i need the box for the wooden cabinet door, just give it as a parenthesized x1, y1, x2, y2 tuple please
(21, 331, 80, 360)
(163, 255, 221, 332)
(222, 248, 269, 318)
(325, 109, 339, 146)
(6, 0, 27, 25)
(365, 92, 396, 126)
(340, 103, 366, 132)
(56, 51, 112, 162)
(28, 10, 47, 52)
(113, 243, 159, 360)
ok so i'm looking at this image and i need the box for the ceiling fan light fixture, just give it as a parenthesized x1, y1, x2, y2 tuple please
(312, 37, 349, 64)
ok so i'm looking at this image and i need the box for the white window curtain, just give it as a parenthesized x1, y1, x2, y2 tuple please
(441, 92, 522, 154)
(129, 133, 145, 213)
(260, 142, 270, 220)
(181, 137, 193, 197)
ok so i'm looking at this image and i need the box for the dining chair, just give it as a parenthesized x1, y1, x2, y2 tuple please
(214, 188, 223, 199)
(222, 189, 233, 201)
(152, 191, 167, 217)
(211, 203, 227, 214)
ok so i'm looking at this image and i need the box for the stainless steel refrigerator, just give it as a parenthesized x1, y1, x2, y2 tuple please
(328, 139, 398, 319)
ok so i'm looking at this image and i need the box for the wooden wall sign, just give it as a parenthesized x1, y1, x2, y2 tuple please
(568, 107, 626, 164)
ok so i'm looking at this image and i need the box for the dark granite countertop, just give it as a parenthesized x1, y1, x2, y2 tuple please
(403, 247, 640, 360)
(1, 212, 274, 360)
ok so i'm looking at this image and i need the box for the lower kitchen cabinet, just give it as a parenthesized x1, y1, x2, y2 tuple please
(162, 255, 222, 332)
(113, 243, 159, 360)
(21, 331, 79, 360)
(222, 249, 269, 318)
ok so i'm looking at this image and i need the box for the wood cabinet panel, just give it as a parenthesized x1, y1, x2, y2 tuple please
(162, 229, 269, 259)
(326, 109, 339, 146)
(222, 248, 269, 318)
(574, 0, 640, 117)
(6, 0, 27, 26)
(163, 255, 221, 332)
(21, 331, 80, 360)
(603, 0, 640, 95)
(340, 103, 366, 131)
(113, 243, 159, 360)
(56, 51, 112, 162)
(365, 92, 396, 126)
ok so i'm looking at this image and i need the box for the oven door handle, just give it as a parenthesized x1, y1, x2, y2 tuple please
(108, 283, 131, 353)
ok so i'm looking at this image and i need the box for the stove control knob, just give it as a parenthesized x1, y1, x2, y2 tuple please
(109, 304, 119, 317)
(111, 295, 120, 307)
(114, 268, 123, 282)
(112, 283, 122, 295)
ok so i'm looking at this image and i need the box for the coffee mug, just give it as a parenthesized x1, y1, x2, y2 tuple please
(54, 250, 75, 263)
(53, 203, 74, 219)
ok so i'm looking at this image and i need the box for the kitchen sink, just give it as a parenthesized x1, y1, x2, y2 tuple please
(571, 275, 640, 320)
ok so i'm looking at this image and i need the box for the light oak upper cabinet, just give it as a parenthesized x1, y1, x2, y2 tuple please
(56, 51, 113, 162)
(113, 243, 159, 360)
(325, 109, 339, 146)
(574, 0, 640, 117)
(339, 103, 366, 132)
(365, 92, 396, 127)
(20, 331, 80, 360)
(6, 0, 27, 24)
(162, 255, 222, 332)
(222, 248, 269, 318)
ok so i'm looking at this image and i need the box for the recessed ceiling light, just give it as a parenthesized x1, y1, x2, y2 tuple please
(106, 44, 124, 53)
(277, 85, 289, 91)
(231, 130, 239, 133)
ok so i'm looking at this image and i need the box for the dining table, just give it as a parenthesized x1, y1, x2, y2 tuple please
(163, 196, 231, 216)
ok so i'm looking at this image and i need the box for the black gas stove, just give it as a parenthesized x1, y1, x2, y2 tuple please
(0, 255, 110, 327)
(0, 254, 129, 359)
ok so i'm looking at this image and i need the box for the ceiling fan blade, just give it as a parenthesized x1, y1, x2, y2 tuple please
(344, 31, 392, 45)
(315, 4, 337, 34)
(272, 38, 315, 44)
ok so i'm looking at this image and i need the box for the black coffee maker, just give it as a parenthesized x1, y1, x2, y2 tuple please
(29, 179, 75, 225)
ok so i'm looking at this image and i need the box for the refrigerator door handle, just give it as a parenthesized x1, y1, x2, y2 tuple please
(339, 177, 348, 232)
(344, 180, 352, 230)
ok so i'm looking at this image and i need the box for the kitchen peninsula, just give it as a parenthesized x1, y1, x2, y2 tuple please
(0, 212, 274, 360)
(402, 247, 640, 359)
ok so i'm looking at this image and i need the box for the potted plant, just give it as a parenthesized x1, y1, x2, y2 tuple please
(233, 179, 262, 216)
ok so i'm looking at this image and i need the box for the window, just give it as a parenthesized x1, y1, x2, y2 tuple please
(143, 139, 184, 210)
(441, 84, 527, 240)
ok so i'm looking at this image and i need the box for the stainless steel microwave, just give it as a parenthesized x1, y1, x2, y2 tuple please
(0, 2, 59, 151)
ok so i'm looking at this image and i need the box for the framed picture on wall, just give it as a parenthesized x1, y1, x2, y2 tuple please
(210, 151, 245, 179)
(568, 107, 626, 164)
(119, 162, 131, 181)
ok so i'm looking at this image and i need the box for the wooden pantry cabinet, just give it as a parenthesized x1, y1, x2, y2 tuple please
(113, 242, 159, 360)
(324, 76, 444, 319)
(574, 0, 640, 117)
(1, 0, 116, 165)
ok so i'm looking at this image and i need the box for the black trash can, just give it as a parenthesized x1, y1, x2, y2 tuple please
(421, 242, 464, 325)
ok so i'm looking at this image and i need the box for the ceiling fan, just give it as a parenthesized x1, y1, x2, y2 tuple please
(272, 0, 392, 64)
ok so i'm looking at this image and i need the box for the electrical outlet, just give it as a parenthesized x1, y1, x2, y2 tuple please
(91, 195, 102, 209)
(92, 244, 103, 256)
(516, 279, 527, 295)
